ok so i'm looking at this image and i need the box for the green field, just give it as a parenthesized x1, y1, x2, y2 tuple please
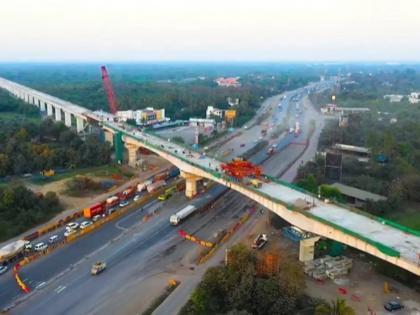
(0, 111, 41, 124)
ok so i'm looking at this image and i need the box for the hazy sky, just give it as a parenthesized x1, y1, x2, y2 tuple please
(1, 0, 419, 62)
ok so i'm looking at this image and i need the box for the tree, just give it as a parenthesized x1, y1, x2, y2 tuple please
(315, 299, 355, 315)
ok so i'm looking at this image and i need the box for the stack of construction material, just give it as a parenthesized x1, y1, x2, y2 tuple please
(304, 255, 353, 281)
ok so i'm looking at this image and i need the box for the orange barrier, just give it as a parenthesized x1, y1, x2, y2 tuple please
(13, 263, 30, 293)
(178, 230, 214, 248)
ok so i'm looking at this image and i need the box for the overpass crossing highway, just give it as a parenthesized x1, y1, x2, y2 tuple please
(1, 76, 420, 276)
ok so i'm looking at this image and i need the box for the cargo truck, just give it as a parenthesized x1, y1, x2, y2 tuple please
(84, 202, 106, 219)
(106, 195, 119, 209)
(168, 167, 180, 178)
(146, 180, 166, 193)
(154, 171, 169, 182)
(158, 186, 177, 201)
(120, 186, 135, 200)
(137, 179, 153, 192)
(169, 205, 197, 225)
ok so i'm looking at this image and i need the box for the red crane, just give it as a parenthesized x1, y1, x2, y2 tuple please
(101, 65, 119, 114)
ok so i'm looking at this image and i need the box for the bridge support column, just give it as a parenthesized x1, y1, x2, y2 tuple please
(40, 102, 46, 112)
(55, 107, 62, 122)
(76, 117, 85, 133)
(125, 143, 139, 168)
(299, 236, 320, 262)
(104, 130, 114, 145)
(47, 103, 53, 116)
(181, 171, 201, 199)
(64, 111, 72, 127)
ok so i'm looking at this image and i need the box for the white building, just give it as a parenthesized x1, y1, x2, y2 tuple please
(383, 94, 404, 103)
(206, 106, 224, 119)
(116, 107, 166, 125)
(189, 118, 215, 128)
(408, 92, 420, 104)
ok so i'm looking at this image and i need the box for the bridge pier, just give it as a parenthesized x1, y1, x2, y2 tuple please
(40, 101, 46, 112)
(64, 111, 72, 127)
(47, 103, 53, 116)
(181, 171, 201, 199)
(299, 236, 320, 262)
(126, 143, 139, 168)
(55, 107, 62, 122)
(76, 117, 85, 133)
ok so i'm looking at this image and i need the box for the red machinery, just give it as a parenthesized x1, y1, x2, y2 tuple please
(101, 65, 119, 114)
(221, 159, 262, 180)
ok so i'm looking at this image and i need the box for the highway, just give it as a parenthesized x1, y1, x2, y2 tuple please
(1, 80, 333, 314)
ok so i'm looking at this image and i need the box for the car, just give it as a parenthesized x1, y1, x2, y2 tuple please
(92, 214, 102, 222)
(384, 300, 404, 312)
(240, 143, 245, 147)
(91, 261, 106, 275)
(34, 242, 48, 251)
(80, 221, 93, 229)
(244, 125, 248, 129)
(0, 265, 8, 275)
(66, 222, 79, 230)
(48, 235, 59, 244)
(133, 194, 141, 201)
(64, 229, 77, 237)
(119, 200, 129, 207)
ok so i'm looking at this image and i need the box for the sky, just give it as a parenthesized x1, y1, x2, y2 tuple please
(0, 0, 419, 62)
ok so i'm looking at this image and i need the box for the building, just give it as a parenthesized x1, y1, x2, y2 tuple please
(206, 106, 224, 119)
(189, 118, 215, 128)
(116, 107, 166, 125)
(215, 77, 240, 87)
(320, 104, 370, 115)
(408, 92, 420, 104)
(331, 182, 386, 208)
(227, 97, 239, 107)
(383, 94, 404, 103)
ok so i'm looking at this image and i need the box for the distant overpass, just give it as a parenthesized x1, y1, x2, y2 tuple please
(1, 76, 420, 276)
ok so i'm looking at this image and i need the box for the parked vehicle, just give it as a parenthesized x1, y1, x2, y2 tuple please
(66, 222, 79, 230)
(91, 261, 106, 275)
(252, 234, 268, 249)
(158, 186, 177, 201)
(92, 214, 102, 222)
(0, 265, 8, 275)
(146, 180, 166, 193)
(168, 167, 180, 178)
(80, 221, 93, 229)
(249, 179, 262, 188)
(84, 202, 106, 219)
(64, 229, 77, 237)
(134, 194, 141, 201)
(154, 171, 169, 182)
(119, 200, 130, 207)
(137, 179, 153, 192)
(384, 301, 404, 312)
(170, 205, 197, 225)
(120, 187, 135, 200)
(48, 235, 59, 244)
(34, 242, 48, 251)
(106, 196, 119, 209)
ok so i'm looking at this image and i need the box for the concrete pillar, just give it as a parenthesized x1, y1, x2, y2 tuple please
(104, 130, 114, 145)
(299, 236, 320, 262)
(40, 101, 46, 112)
(55, 107, 62, 121)
(47, 103, 53, 116)
(181, 171, 201, 199)
(64, 111, 72, 127)
(125, 143, 139, 168)
(76, 117, 85, 133)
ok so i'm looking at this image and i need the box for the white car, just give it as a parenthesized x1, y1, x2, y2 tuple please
(34, 242, 48, 251)
(80, 221, 93, 229)
(119, 200, 130, 208)
(92, 215, 102, 222)
(66, 222, 79, 230)
(48, 235, 59, 243)
(0, 265, 8, 275)
(133, 194, 141, 202)
(64, 229, 77, 237)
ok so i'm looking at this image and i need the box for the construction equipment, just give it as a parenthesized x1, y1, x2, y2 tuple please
(40, 169, 55, 177)
(100, 65, 119, 115)
(91, 261, 106, 275)
(221, 159, 262, 180)
(252, 234, 268, 249)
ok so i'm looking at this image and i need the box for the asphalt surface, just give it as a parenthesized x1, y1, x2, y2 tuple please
(1, 79, 334, 315)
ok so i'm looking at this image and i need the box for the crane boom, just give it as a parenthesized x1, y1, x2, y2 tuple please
(101, 65, 119, 114)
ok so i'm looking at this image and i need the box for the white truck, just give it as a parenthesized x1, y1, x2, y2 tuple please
(137, 179, 153, 192)
(170, 205, 197, 225)
(146, 180, 166, 193)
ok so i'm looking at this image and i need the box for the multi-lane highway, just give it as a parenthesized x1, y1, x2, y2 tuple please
(1, 80, 333, 314)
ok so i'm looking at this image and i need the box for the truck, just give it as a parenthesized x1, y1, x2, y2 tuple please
(154, 171, 169, 182)
(84, 202, 106, 219)
(146, 180, 166, 193)
(137, 179, 153, 192)
(120, 186, 135, 200)
(169, 205, 197, 225)
(0, 240, 27, 262)
(267, 147, 275, 155)
(252, 234, 268, 249)
(106, 195, 119, 209)
(168, 167, 180, 178)
(158, 186, 177, 201)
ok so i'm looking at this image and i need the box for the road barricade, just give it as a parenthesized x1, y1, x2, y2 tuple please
(13, 263, 30, 293)
(178, 229, 214, 248)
